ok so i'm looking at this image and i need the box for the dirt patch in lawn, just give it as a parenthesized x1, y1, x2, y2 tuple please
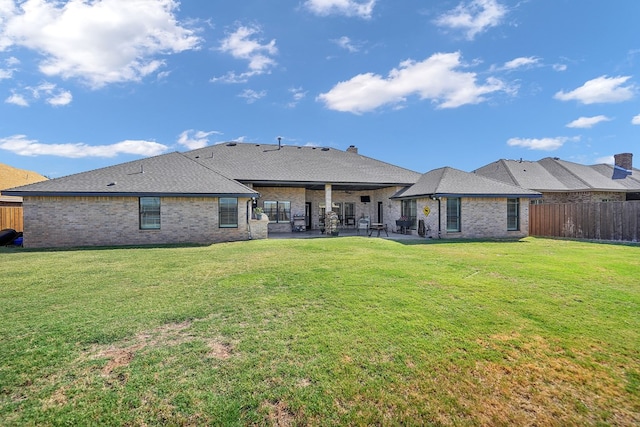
(88, 320, 236, 377)
(41, 320, 237, 411)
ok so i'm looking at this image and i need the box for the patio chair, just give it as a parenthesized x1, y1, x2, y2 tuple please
(356, 218, 369, 235)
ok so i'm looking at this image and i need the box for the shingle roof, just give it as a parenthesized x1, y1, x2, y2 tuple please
(392, 167, 540, 199)
(473, 157, 640, 192)
(3, 152, 258, 197)
(185, 142, 422, 187)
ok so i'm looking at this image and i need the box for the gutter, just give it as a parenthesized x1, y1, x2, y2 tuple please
(3, 191, 260, 198)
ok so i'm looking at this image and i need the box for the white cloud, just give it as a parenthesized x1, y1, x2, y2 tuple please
(566, 115, 611, 129)
(553, 63, 567, 72)
(304, 0, 376, 19)
(214, 25, 277, 83)
(0, 55, 19, 79)
(288, 87, 307, 107)
(0, 0, 200, 88)
(5, 82, 72, 106)
(177, 129, 221, 150)
(238, 89, 267, 104)
(595, 155, 614, 164)
(503, 56, 540, 70)
(333, 36, 360, 53)
(46, 89, 72, 106)
(5, 92, 27, 106)
(0, 135, 168, 158)
(507, 136, 579, 151)
(632, 114, 640, 125)
(435, 0, 507, 40)
(554, 75, 635, 104)
(317, 52, 507, 114)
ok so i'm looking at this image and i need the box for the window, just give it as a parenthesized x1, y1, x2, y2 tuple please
(401, 199, 417, 229)
(264, 201, 291, 223)
(446, 198, 461, 232)
(139, 197, 160, 230)
(507, 198, 520, 231)
(219, 197, 238, 228)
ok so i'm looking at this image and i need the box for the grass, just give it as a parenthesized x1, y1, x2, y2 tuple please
(0, 237, 638, 426)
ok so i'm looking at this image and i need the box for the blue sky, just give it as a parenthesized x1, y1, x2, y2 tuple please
(0, 0, 639, 178)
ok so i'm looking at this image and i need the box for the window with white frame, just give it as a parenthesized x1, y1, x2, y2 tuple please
(139, 197, 160, 230)
(446, 197, 461, 232)
(219, 197, 238, 228)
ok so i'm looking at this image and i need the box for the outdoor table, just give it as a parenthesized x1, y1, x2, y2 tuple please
(368, 223, 388, 237)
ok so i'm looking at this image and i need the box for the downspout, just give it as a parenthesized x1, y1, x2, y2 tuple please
(246, 199, 253, 240)
(437, 197, 442, 239)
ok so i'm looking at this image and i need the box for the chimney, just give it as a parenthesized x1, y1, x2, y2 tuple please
(346, 145, 358, 154)
(614, 153, 633, 171)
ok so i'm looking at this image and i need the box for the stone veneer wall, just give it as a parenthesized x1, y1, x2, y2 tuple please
(22, 196, 252, 248)
(541, 191, 626, 204)
(414, 197, 529, 239)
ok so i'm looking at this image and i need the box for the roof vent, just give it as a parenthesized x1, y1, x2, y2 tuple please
(107, 182, 116, 187)
(226, 142, 237, 147)
(321, 147, 330, 151)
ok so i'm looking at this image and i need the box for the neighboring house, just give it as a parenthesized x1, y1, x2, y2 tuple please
(473, 153, 640, 203)
(392, 167, 541, 239)
(0, 163, 48, 206)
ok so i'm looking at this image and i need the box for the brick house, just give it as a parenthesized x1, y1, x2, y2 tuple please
(473, 153, 640, 203)
(3, 143, 422, 247)
(4, 142, 542, 247)
(3, 152, 260, 248)
(391, 167, 541, 239)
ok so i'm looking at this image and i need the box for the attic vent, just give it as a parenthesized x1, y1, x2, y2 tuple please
(226, 142, 237, 147)
(321, 147, 330, 151)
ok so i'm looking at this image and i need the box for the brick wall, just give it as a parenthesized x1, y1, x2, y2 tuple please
(415, 197, 529, 239)
(22, 196, 252, 248)
(542, 191, 626, 203)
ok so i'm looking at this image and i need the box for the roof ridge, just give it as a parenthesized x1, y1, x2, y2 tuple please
(546, 157, 593, 189)
(179, 152, 256, 193)
(499, 159, 521, 187)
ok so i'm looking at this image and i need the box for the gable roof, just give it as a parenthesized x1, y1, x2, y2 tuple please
(0, 163, 49, 203)
(0, 163, 48, 190)
(3, 152, 258, 198)
(185, 142, 422, 189)
(474, 157, 640, 192)
(392, 167, 541, 199)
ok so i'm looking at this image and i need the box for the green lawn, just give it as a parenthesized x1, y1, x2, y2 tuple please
(1, 237, 638, 426)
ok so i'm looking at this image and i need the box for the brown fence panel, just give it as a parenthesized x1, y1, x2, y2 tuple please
(530, 201, 640, 242)
(0, 207, 24, 232)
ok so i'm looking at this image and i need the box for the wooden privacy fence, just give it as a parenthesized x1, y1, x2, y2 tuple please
(0, 207, 23, 232)
(530, 201, 640, 242)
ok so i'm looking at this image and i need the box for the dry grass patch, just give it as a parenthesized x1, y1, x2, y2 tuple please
(453, 332, 640, 426)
